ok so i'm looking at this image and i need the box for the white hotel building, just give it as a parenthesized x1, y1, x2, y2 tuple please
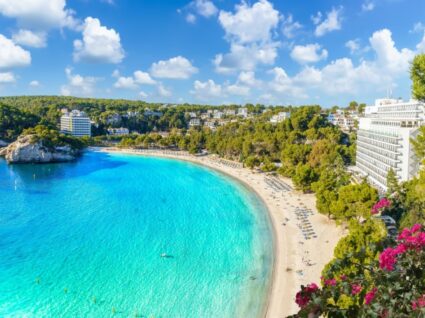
(60, 110, 91, 137)
(355, 98, 425, 192)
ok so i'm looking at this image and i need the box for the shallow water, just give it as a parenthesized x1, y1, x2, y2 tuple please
(0, 151, 273, 318)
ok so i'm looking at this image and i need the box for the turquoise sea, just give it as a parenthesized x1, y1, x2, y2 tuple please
(0, 151, 273, 318)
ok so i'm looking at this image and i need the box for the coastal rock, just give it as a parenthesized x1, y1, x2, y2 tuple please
(0, 134, 78, 163)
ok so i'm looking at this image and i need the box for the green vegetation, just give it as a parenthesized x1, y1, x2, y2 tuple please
(290, 53, 425, 318)
(0, 103, 39, 140)
(411, 54, 425, 102)
(22, 125, 86, 151)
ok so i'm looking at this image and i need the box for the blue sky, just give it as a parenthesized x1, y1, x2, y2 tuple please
(0, 0, 424, 107)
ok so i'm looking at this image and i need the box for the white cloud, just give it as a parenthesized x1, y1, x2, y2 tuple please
(139, 91, 148, 99)
(362, 1, 375, 12)
(191, 79, 222, 100)
(186, 13, 196, 24)
(345, 39, 360, 54)
(193, 0, 217, 18)
(150, 56, 198, 79)
(313, 7, 343, 37)
(290, 43, 328, 64)
(157, 84, 172, 97)
(293, 66, 322, 85)
(416, 31, 425, 52)
(238, 71, 259, 86)
(60, 67, 98, 96)
(12, 29, 47, 48)
(0, 72, 16, 83)
(183, 0, 217, 23)
(282, 14, 302, 39)
(29, 80, 40, 87)
(73, 17, 124, 64)
(226, 83, 250, 96)
(266, 67, 309, 99)
(218, 0, 279, 44)
(0, 34, 31, 69)
(214, 42, 278, 74)
(111, 69, 120, 78)
(411, 22, 425, 34)
(114, 76, 137, 89)
(215, 0, 280, 74)
(114, 70, 156, 89)
(265, 28, 417, 102)
(0, 0, 78, 30)
(311, 12, 322, 25)
(134, 71, 156, 85)
(369, 28, 414, 74)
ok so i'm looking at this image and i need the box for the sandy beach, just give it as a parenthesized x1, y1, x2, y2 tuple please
(97, 147, 345, 317)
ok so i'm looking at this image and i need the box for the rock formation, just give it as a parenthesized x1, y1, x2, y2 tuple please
(0, 134, 79, 163)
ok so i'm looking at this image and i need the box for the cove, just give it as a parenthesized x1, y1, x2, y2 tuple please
(0, 151, 273, 317)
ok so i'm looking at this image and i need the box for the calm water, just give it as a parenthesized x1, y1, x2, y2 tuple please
(0, 151, 273, 318)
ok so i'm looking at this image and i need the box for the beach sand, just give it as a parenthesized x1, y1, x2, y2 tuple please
(97, 148, 345, 317)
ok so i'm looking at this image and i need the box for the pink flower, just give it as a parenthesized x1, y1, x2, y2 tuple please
(295, 291, 310, 308)
(379, 247, 398, 271)
(295, 283, 319, 308)
(365, 288, 377, 305)
(412, 295, 425, 311)
(351, 284, 362, 295)
(324, 278, 337, 286)
(417, 295, 425, 307)
(412, 301, 417, 311)
(398, 228, 411, 240)
(340, 275, 347, 281)
(397, 225, 425, 250)
(411, 224, 422, 233)
(393, 243, 406, 254)
(371, 198, 391, 215)
(307, 283, 319, 291)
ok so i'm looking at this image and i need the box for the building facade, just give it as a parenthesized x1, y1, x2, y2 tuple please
(107, 127, 129, 136)
(328, 110, 357, 132)
(188, 118, 201, 127)
(270, 111, 290, 124)
(60, 110, 91, 137)
(355, 98, 425, 192)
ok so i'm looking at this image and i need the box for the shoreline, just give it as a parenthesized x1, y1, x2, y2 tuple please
(95, 147, 344, 317)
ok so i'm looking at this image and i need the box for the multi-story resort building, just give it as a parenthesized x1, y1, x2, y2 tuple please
(204, 120, 217, 130)
(328, 110, 357, 132)
(60, 110, 91, 137)
(270, 111, 290, 124)
(213, 110, 224, 119)
(224, 109, 236, 116)
(188, 118, 201, 127)
(238, 107, 248, 118)
(355, 98, 425, 192)
(107, 127, 130, 136)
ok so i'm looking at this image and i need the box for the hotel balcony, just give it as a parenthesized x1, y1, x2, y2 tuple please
(357, 144, 401, 164)
(356, 159, 388, 187)
(356, 140, 401, 159)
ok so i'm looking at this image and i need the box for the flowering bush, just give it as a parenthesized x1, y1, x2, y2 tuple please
(289, 224, 425, 318)
(371, 197, 391, 215)
(295, 283, 319, 308)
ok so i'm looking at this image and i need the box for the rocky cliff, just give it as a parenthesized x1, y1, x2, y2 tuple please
(0, 134, 79, 163)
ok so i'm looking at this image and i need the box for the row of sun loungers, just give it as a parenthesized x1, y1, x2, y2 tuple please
(133, 149, 191, 157)
(264, 176, 293, 192)
(215, 159, 243, 169)
(294, 207, 317, 240)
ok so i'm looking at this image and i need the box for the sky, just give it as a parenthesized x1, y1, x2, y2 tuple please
(0, 0, 424, 107)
